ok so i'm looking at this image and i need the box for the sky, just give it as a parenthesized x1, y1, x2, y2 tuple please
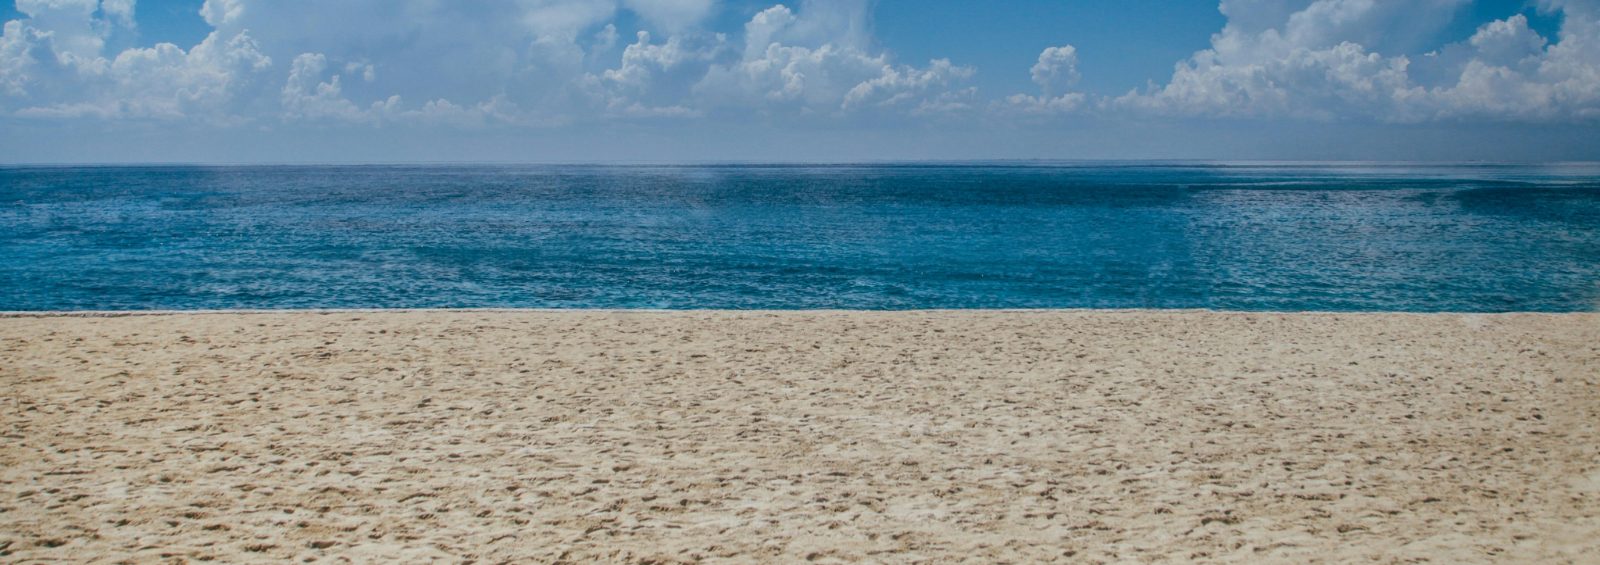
(1, 0, 1597, 163)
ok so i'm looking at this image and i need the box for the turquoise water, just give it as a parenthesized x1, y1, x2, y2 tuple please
(2, 163, 1598, 312)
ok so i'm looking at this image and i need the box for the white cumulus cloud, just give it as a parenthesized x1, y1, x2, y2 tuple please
(1031, 45, 1080, 95)
(200, 0, 245, 27)
(1, 0, 272, 121)
(1412, 0, 1600, 121)
(692, 2, 975, 116)
(1114, 0, 1600, 122)
(1001, 45, 1088, 116)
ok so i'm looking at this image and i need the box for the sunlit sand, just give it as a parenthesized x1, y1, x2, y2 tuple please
(3, 311, 1597, 562)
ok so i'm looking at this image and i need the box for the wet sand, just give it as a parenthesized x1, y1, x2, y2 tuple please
(2, 311, 1598, 563)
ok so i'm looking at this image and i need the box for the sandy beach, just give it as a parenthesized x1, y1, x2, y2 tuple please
(2, 310, 1597, 563)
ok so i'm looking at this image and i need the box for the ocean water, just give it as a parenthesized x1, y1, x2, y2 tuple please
(2, 163, 1598, 312)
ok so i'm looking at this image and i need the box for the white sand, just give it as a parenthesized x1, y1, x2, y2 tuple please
(2, 311, 1598, 563)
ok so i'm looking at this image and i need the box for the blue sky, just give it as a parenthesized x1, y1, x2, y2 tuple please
(2, 0, 1597, 162)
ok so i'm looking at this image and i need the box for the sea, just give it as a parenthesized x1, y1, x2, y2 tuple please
(2, 162, 1598, 312)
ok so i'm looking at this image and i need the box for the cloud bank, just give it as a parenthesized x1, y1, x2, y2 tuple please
(2, 0, 1598, 133)
(0, 0, 977, 126)
(1112, 0, 1600, 122)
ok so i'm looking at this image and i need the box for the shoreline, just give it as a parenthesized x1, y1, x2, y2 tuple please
(2, 307, 1592, 317)
(4, 310, 1597, 562)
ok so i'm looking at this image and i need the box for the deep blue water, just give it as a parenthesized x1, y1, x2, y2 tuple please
(2, 163, 1598, 312)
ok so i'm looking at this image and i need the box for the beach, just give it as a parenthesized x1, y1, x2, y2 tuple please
(2, 310, 1597, 563)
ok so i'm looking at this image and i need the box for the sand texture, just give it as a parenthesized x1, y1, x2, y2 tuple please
(2, 311, 1598, 563)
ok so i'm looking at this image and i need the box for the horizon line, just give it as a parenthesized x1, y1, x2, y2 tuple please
(6, 159, 1600, 168)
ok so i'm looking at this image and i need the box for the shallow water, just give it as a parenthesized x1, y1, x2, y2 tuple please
(3, 162, 1598, 311)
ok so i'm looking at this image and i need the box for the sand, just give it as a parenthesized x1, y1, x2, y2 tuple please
(2, 311, 1598, 563)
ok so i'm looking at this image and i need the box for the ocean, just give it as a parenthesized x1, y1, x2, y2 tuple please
(2, 163, 1598, 312)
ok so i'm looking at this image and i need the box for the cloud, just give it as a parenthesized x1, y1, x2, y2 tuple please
(1468, 13, 1548, 68)
(13, 0, 117, 61)
(581, 30, 719, 117)
(1114, 0, 1600, 122)
(200, 0, 245, 27)
(2, 0, 633, 124)
(0, 21, 38, 97)
(1410, 0, 1600, 121)
(692, 3, 974, 116)
(1030, 45, 1080, 95)
(281, 53, 372, 122)
(999, 45, 1087, 116)
(1114, 40, 1413, 120)
(1111, 0, 1454, 120)
(1002, 92, 1088, 116)
(5, 0, 1596, 131)
(100, 0, 135, 28)
(100, 30, 272, 120)
(572, 1, 975, 119)
(842, 58, 974, 110)
(1, 1, 272, 121)
(27, 0, 961, 127)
